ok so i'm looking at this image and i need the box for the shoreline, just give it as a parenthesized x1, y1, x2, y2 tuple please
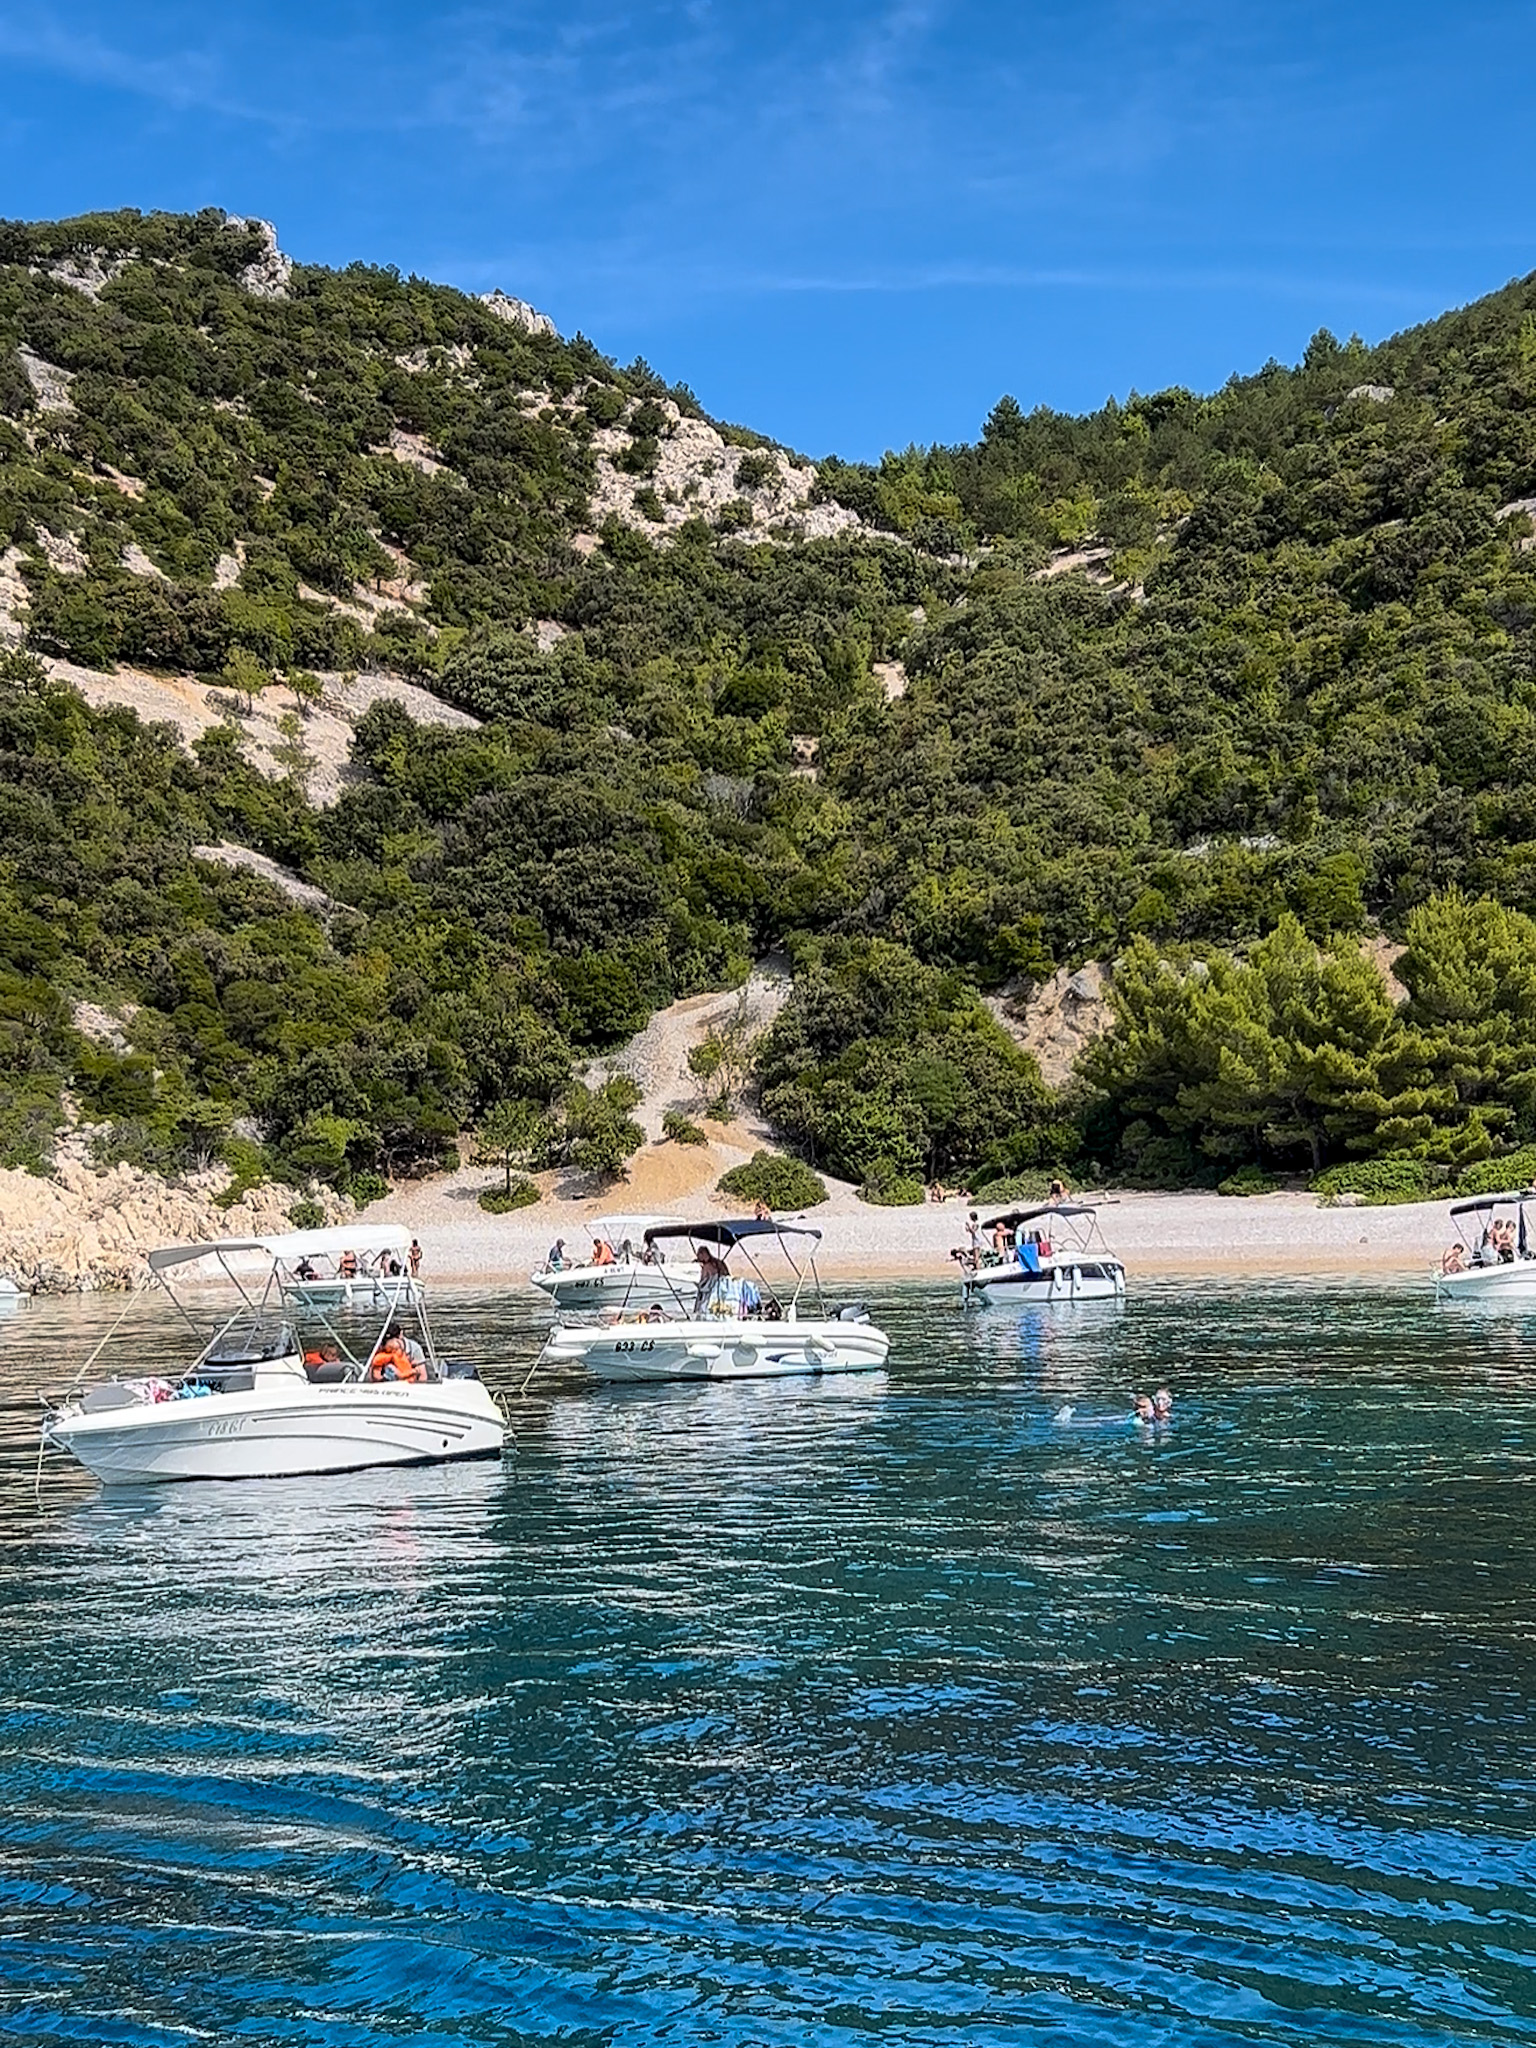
(371, 1186, 1453, 1290)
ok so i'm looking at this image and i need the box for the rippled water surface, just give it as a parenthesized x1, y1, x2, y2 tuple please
(3, 1280, 1536, 2045)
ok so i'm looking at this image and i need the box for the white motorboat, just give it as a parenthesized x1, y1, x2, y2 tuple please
(959, 1202, 1127, 1306)
(1434, 1190, 1536, 1301)
(269, 1223, 424, 1310)
(538, 1219, 889, 1383)
(529, 1214, 692, 1314)
(39, 1236, 502, 1487)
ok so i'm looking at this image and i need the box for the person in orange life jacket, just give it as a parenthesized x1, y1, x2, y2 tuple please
(591, 1237, 615, 1266)
(369, 1320, 426, 1382)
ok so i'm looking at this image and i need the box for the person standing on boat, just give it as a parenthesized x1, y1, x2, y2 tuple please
(409, 1239, 423, 1278)
(548, 1239, 567, 1270)
(339, 1248, 358, 1281)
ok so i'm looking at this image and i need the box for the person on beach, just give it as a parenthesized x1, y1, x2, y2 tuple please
(753, 1199, 772, 1222)
(1048, 1176, 1069, 1203)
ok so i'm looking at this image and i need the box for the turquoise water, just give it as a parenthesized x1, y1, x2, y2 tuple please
(2, 1280, 1536, 2045)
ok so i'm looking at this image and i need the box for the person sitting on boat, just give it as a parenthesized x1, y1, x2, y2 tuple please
(295, 1257, 317, 1281)
(592, 1237, 615, 1267)
(368, 1321, 426, 1383)
(339, 1248, 359, 1280)
(753, 1199, 772, 1222)
(1048, 1176, 1069, 1202)
(1442, 1242, 1467, 1274)
(1493, 1219, 1518, 1264)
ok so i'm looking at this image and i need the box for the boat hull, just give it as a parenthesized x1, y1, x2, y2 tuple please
(43, 1380, 503, 1486)
(540, 1318, 890, 1383)
(964, 1259, 1127, 1307)
(530, 1264, 692, 1313)
(282, 1276, 423, 1311)
(1434, 1260, 1536, 1302)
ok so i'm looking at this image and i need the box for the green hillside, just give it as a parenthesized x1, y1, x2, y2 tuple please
(7, 205, 1536, 1201)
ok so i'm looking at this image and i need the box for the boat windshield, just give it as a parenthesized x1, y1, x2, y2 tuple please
(568, 1218, 828, 1323)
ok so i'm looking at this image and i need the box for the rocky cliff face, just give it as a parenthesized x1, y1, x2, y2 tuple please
(0, 1138, 351, 1293)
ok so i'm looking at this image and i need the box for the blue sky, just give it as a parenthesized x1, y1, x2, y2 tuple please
(1, 2, 1534, 458)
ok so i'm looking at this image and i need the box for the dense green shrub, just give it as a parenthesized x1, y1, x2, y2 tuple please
(662, 1109, 708, 1145)
(858, 1158, 926, 1206)
(1452, 1148, 1536, 1197)
(1217, 1166, 1280, 1197)
(478, 1177, 540, 1213)
(717, 1150, 828, 1210)
(970, 1171, 1054, 1205)
(1311, 1156, 1433, 1205)
(349, 1171, 390, 1208)
(287, 1196, 327, 1229)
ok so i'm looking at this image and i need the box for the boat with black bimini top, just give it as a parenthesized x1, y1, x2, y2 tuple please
(38, 1234, 503, 1486)
(958, 1201, 1127, 1306)
(1434, 1190, 1536, 1301)
(537, 1218, 889, 1383)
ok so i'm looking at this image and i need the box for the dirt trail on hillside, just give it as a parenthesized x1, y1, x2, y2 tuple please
(585, 960, 792, 1142)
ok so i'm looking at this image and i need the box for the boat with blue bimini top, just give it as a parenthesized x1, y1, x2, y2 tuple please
(537, 1218, 889, 1384)
(38, 1234, 502, 1487)
(959, 1201, 1127, 1307)
(1434, 1190, 1536, 1301)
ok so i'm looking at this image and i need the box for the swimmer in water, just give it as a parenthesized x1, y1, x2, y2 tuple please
(1153, 1386, 1173, 1421)
(1132, 1394, 1155, 1424)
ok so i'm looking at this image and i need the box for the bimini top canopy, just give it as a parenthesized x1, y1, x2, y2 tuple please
(980, 1202, 1098, 1233)
(587, 1215, 665, 1245)
(147, 1224, 412, 1273)
(643, 1218, 823, 1250)
(1449, 1190, 1536, 1219)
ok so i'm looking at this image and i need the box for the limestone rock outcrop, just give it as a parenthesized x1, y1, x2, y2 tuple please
(0, 1140, 352, 1294)
(226, 216, 292, 300)
(478, 289, 557, 337)
(986, 962, 1114, 1088)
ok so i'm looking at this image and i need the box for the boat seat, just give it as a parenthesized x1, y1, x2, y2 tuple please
(303, 1361, 348, 1385)
(80, 1383, 144, 1413)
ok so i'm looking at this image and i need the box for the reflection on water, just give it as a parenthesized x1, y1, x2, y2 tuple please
(4, 1279, 1536, 2044)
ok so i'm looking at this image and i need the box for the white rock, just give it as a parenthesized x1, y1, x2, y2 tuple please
(478, 290, 557, 337)
(225, 216, 292, 300)
(18, 348, 74, 414)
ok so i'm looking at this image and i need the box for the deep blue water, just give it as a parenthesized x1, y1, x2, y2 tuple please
(3, 1280, 1536, 2045)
